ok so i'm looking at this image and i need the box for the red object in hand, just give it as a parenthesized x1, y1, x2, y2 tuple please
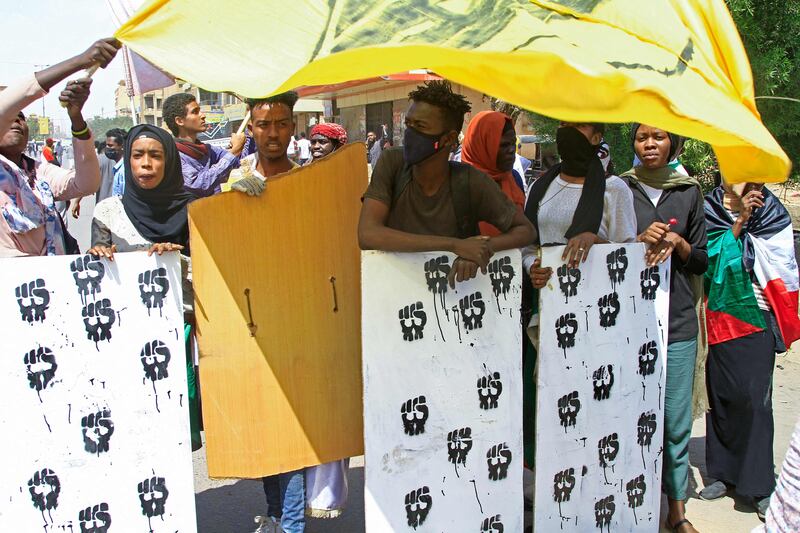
(668, 218, 678, 226)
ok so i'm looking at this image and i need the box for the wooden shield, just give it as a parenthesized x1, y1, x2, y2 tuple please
(189, 144, 365, 477)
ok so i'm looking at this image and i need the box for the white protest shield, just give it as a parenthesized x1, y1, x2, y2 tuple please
(0, 252, 196, 532)
(534, 243, 670, 532)
(361, 250, 523, 532)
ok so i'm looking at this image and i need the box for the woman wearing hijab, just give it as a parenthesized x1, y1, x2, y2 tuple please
(300, 120, 352, 523)
(702, 180, 800, 519)
(461, 110, 525, 236)
(621, 124, 708, 533)
(88, 124, 201, 450)
(309, 122, 348, 162)
(518, 122, 636, 479)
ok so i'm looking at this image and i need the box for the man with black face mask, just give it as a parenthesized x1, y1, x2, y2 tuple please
(72, 128, 127, 218)
(523, 122, 637, 288)
(359, 81, 535, 286)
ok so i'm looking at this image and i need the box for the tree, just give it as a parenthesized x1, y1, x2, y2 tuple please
(726, 0, 800, 180)
(87, 115, 134, 136)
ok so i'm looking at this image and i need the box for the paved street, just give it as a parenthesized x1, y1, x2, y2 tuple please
(190, 354, 800, 533)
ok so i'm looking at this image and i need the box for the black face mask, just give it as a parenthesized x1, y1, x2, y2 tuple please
(556, 127, 598, 176)
(104, 148, 119, 161)
(403, 126, 446, 166)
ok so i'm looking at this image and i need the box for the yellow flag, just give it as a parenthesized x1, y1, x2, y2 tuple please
(116, 0, 790, 182)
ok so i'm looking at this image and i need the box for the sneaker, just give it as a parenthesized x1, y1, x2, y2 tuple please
(698, 480, 730, 501)
(754, 496, 771, 521)
(253, 515, 280, 533)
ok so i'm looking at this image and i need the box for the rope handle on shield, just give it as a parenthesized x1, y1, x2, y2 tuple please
(244, 288, 257, 337)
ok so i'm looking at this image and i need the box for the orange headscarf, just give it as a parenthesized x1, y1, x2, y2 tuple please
(461, 111, 525, 236)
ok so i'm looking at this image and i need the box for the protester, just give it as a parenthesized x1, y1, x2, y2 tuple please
(365, 131, 379, 165)
(296, 131, 311, 165)
(754, 416, 800, 532)
(460, 110, 525, 236)
(519, 122, 636, 477)
(621, 123, 708, 533)
(41, 137, 58, 166)
(302, 119, 351, 522)
(0, 38, 119, 257)
(87, 124, 201, 450)
(228, 91, 299, 197)
(358, 80, 535, 287)
(54, 139, 63, 166)
(227, 91, 306, 533)
(309, 122, 348, 162)
(72, 127, 127, 218)
(163, 92, 245, 197)
(287, 133, 298, 162)
(702, 181, 800, 519)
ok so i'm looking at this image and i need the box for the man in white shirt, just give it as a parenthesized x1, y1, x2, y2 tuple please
(296, 131, 311, 165)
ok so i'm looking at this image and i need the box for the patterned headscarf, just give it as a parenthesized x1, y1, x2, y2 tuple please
(310, 123, 348, 145)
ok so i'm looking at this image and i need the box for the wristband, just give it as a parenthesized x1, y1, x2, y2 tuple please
(71, 126, 90, 137)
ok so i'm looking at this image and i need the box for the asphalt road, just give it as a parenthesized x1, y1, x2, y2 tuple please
(190, 353, 800, 532)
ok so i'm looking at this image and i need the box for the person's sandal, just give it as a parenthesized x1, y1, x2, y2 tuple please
(665, 518, 694, 532)
(699, 480, 730, 501)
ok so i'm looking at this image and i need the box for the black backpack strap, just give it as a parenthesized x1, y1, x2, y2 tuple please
(448, 161, 478, 238)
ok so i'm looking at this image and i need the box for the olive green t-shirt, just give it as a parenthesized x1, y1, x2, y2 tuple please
(363, 147, 516, 238)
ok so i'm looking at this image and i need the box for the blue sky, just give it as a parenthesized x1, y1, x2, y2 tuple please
(0, 1, 125, 128)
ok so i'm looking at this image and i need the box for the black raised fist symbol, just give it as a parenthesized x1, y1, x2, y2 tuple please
(606, 247, 628, 286)
(486, 443, 512, 481)
(401, 396, 428, 436)
(404, 486, 432, 529)
(82, 299, 116, 343)
(556, 264, 581, 300)
(79, 503, 112, 533)
(138, 267, 170, 313)
(399, 302, 427, 341)
(638, 341, 658, 376)
(459, 291, 486, 331)
(598, 433, 620, 468)
(488, 256, 515, 298)
(424, 256, 451, 295)
(82, 409, 115, 455)
(625, 474, 646, 508)
(16, 278, 50, 323)
(24, 346, 57, 392)
(447, 427, 473, 465)
(555, 313, 578, 350)
(553, 467, 576, 503)
(480, 514, 505, 532)
(594, 495, 615, 530)
(640, 266, 660, 300)
(140, 340, 171, 381)
(477, 372, 503, 409)
(557, 391, 581, 429)
(138, 476, 169, 518)
(637, 411, 657, 449)
(28, 468, 60, 512)
(592, 364, 614, 401)
(71, 254, 105, 300)
(597, 292, 620, 328)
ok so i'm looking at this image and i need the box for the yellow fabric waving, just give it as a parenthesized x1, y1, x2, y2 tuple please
(116, 0, 790, 183)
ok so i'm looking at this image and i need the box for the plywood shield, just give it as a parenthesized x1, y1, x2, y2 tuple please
(189, 144, 366, 478)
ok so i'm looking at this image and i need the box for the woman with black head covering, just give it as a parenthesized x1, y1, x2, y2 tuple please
(519, 122, 637, 476)
(88, 123, 201, 450)
(621, 124, 708, 533)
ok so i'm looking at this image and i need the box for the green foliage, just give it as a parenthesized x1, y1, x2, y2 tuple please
(25, 117, 40, 140)
(87, 115, 134, 137)
(726, 0, 800, 180)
